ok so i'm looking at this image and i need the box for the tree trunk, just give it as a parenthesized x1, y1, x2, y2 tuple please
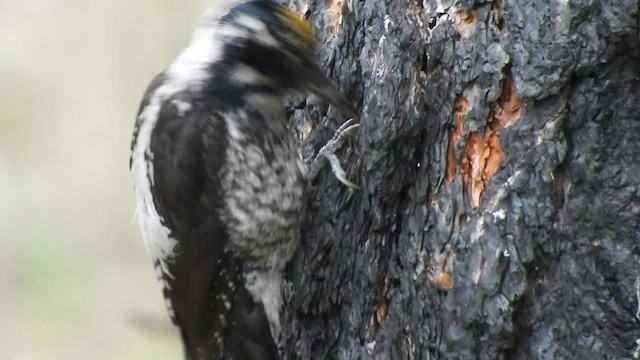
(281, 0, 640, 359)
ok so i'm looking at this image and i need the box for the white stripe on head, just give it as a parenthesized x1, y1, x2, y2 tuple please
(234, 14, 279, 47)
(168, 26, 222, 89)
(168, 0, 247, 87)
(230, 64, 276, 86)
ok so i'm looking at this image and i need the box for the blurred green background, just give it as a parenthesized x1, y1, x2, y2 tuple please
(0, 1, 214, 358)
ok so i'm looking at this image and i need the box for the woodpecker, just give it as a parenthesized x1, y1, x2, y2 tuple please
(130, 1, 357, 359)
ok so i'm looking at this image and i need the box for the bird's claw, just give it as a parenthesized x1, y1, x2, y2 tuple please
(309, 118, 360, 189)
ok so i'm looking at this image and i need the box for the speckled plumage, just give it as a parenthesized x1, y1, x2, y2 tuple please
(222, 106, 306, 264)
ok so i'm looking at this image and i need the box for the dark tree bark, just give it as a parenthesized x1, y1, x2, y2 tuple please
(281, 0, 640, 359)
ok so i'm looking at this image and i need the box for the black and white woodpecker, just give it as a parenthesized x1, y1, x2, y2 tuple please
(130, 1, 357, 359)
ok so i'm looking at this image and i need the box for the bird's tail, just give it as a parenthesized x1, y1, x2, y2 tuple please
(182, 330, 280, 360)
(181, 285, 280, 360)
(183, 336, 223, 360)
(224, 284, 281, 360)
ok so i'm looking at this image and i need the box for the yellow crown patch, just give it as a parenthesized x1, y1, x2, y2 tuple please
(273, 4, 315, 47)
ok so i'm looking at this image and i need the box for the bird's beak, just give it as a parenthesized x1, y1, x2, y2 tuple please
(306, 64, 358, 119)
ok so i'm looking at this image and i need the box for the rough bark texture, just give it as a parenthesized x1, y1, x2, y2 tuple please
(281, 0, 640, 359)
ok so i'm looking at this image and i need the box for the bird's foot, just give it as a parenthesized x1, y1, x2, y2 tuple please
(308, 118, 360, 189)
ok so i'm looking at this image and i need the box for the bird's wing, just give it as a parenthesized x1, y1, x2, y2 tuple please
(148, 95, 280, 360)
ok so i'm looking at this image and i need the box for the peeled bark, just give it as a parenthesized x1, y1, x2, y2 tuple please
(282, 0, 640, 359)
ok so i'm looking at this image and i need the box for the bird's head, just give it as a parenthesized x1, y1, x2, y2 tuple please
(177, 0, 357, 118)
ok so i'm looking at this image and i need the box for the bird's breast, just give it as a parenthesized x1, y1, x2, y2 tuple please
(221, 112, 306, 270)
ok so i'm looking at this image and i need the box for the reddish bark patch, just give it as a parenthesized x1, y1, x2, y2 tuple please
(462, 132, 487, 207)
(375, 296, 389, 327)
(492, 0, 505, 30)
(493, 0, 503, 12)
(457, 9, 476, 25)
(447, 95, 469, 182)
(372, 274, 390, 333)
(493, 73, 522, 129)
(428, 259, 453, 292)
(461, 72, 521, 207)
(455, 10, 477, 37)
(327, 0, 345, 36)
